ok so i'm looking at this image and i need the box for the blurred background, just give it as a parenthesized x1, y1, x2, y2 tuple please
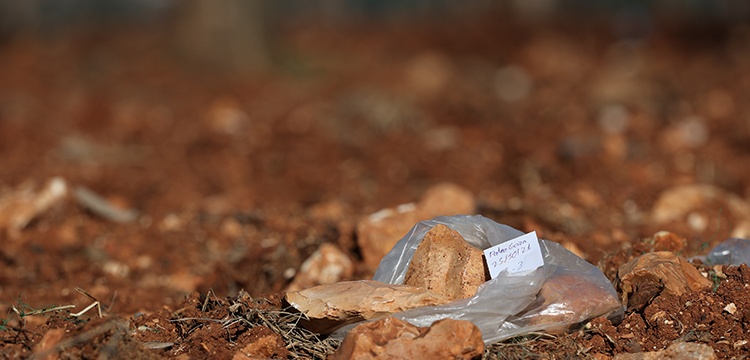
(1, 0, 748, 75)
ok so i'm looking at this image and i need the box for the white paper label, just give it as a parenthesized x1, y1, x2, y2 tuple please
(484, 231, 544, 278)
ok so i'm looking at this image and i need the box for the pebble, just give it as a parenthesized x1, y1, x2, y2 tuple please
(205, 96, 249, 135)
(0, 177, 68, 239)
(285, 243, 354, 292)
(650, 184, 750, 237)
(650, 231, 687, 253)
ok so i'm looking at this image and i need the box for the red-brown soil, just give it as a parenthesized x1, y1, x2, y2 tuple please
(2, 13, 750, 359)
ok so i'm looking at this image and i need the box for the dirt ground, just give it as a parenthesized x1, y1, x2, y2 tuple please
(2, 12, 750, 359)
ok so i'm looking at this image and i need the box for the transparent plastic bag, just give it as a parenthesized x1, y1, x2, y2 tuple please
(372, 214, 623, 344)
(706, 238, 750, 266)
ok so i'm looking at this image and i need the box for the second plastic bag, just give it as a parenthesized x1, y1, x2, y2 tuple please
(372, 214, 623, 344)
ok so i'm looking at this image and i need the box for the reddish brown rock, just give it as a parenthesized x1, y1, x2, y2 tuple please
(285, 243, 354, 292)
(331, 316, 484, 360)
(284, 280, 452, 334)
(357, 203, 421, 271)
(308, 199, 350, 222)
(650, 231, 687, 253)
(417, 183, 475, 218)
(650, 184, 750, 237)
(357, 182, 475, 270)
(404, 224, 488, 301)
(617, 251, 712, 311)
(32, 328, 66, 360)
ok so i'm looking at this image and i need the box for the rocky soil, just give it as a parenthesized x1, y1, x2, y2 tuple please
(2, 13, 750, 359)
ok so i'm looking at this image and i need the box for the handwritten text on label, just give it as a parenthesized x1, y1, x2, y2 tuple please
(483, 231, 544, 279)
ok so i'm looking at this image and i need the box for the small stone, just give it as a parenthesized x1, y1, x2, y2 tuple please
(283, 268, 296, 280)
(648, 310, 667, 326)
(660, 116, 709, 150)
(614, 341, 715, 360)
(617, 251, 712, 311)
(205, 96, 249, 135)
(713, 265, 726, 279)
(404, 224, 488, 301)
(687, 212, 708, 232)
(731, 221, 750, 239)
(357, 182, 475, 270)
(220, 218, 244, 238)
(0, 177, 68, 239)
(102, 260, 130, 278)
(417, 183, 476, 218)
(651, 184, 750, 224)
(159, 213, 185, 232)
(331, 316, 484, 360)
(357, 204, 421, 270)
(285, 280, 452, 334)
(168, 270, 201, 293)
(574, 186, 603, 208)
(723, 302, 737, 315)
(285, 243, 354, 292)
(308, 199, 349, 222)
(651, 231, 688, 253)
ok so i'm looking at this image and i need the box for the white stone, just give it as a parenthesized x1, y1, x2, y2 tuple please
(0, 177, 69, 238)
(286, 243, 354, 292)
(723, 302, 737, 315)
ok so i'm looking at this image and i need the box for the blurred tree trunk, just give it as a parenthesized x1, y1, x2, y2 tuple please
(173, 0, 270, 75)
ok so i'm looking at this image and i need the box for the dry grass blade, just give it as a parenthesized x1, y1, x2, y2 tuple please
(11, 304, 75, 317)
(165, 291, 340, 358)
(71, 287, 102, 318)
(484, 332, 559, 360)
(225, 294, 340, 359)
